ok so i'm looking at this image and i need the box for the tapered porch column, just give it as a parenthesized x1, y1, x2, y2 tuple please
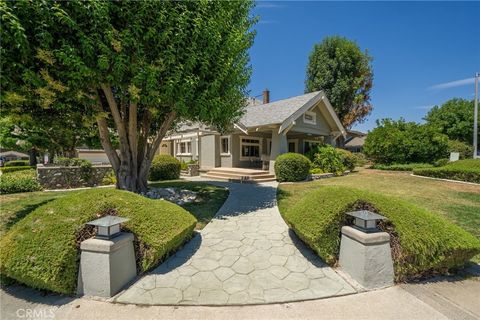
(269, 127, 288, 174)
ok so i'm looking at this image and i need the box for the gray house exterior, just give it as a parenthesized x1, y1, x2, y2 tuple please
(158, 91, 346, 173)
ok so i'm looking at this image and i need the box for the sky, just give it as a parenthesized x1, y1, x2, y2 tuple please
(248, 1, 480, 132)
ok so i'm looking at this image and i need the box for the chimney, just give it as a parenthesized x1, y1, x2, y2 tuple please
(262, 89, 270, 104)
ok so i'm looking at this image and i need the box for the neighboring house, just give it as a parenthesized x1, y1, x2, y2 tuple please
(343, 130, 367, 153)
(76, 149, 111, 164)
(159, 90, 346, 173)
(0, 150, 29, 162)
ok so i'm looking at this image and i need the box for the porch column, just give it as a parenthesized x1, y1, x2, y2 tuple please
(269, 128, 288, 174)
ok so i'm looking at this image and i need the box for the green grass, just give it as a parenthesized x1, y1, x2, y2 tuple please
(279, 185, 480, 281)
(413, 159, 480, 183)
(0, 188, 196, 294)
(149, 180, 229, 229)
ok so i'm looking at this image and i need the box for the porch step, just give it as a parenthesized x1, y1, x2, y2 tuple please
(202, 168, 276, 183)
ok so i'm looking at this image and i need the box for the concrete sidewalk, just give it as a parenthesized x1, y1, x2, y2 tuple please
(0, 285, 448, 320)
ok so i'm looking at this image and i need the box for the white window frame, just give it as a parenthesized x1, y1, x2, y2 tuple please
(239, 135, 262, 161)
(176, 139, 192, 156)
(220, 135, 231, 156)
(303, 111, 317, 125)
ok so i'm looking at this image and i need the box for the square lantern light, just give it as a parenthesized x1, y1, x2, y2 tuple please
(86, 215, 129, 240)
(346, 210, 386, 233)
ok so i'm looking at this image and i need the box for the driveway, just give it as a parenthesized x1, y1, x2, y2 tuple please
(114, 180, 355, 305)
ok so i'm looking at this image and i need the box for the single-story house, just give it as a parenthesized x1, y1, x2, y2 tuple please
(159, 90, 346, 173)
(0, 150, 29, 162)
(342, 130, 367, 153)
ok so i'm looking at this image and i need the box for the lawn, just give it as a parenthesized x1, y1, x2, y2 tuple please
(278, 168, 480, 239)
(0, 180, 228, 235)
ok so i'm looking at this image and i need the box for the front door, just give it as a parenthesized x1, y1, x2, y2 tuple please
(288, 139, 298, 153)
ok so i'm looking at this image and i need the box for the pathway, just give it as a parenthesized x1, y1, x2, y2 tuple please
(114, 180, 355, 305)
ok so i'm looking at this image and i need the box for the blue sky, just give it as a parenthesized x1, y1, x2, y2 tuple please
(248, 1, 480, 132)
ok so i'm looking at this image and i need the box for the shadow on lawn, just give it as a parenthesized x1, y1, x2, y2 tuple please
(4, 199, 56, 232)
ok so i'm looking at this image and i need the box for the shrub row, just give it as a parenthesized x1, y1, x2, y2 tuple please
(281, 186, 480, 281)
(0, 188, 197, 294)
(4, 160, 30, 167)
(0, 166, 34, 173)
(370, 163, 434, 171)
(0, 170, 42, 194)
(413, 159, 480, 183)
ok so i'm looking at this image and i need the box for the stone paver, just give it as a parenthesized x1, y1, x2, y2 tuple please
(115, 180, 355, 305)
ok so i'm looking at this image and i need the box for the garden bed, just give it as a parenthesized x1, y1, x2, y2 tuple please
(413, 159, 480, 183)
(278, 185, 480, 281)
(0, 188, 197, 294)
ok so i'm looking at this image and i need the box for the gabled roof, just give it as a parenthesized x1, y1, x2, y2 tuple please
(345, 136, 366, 148)
(238, 91, 346, 137)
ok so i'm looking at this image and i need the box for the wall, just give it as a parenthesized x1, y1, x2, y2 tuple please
(76, 150, 110, 164)
(37, 165, 113, 189)
(199, 135, 218, 169)
(293, 105, 332, 136)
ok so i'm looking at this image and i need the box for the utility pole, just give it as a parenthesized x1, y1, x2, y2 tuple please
(474, 72, 479, 158)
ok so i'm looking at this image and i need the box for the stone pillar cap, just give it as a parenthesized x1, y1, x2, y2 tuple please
(341, 226, 390, 245)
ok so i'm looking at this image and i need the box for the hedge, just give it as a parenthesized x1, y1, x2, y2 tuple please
(370, 163, 433, 171)
(0, 188, 197, 294)
(0, 170, 42, 194)
(282, 186, 480, 281)
(413, 159, 480, 183)
(274, 153, 311, 182)
(149, 155, 181, 181)
(4, 160, 30, 167)
(0, 166, 34, 173)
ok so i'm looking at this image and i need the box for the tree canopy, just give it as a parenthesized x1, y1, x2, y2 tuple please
(1, 0, 255, 192)
(305, 36, 373, 128)
(424, 98, 475, 145)
(363, 119, 449, 164)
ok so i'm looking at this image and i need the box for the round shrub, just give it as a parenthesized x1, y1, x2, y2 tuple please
(312, 145, 345, 175)
(4, 160, 29, 167)
(336, 148, 356, 171)
(149, 155, 181, 181)
(274, 153, 311, 182)
(0, 188, 197, 294)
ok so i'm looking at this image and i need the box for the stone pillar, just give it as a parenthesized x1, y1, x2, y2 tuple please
(77, 233, 136, 297)
(269, 128, 288, 174)
(339, 226, 394, 289)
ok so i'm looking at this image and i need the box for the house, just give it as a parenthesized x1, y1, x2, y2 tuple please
(0, 150, 29, 162)
(343, 131, 367, 153)
(159, 90, 346, 176)
(76, 148, 111, 165)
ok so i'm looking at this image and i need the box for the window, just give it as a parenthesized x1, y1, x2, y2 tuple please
(220, 136, 230, 155)
(303, 111, 317, 125)
(176, 140, 192, 155)
(304, 139, 323, 154)
(240, 136, 262, 160)
(288, 142, 296, 153)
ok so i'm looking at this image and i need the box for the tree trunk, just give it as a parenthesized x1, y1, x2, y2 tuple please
(94, 86, 176, 193)
(29, 148, 38, 166)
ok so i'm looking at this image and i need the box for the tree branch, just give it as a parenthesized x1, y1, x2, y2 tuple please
(147, 111, 176, 160)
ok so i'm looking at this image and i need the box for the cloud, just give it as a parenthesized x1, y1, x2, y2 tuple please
(258, 20, 279, 24)
(256, 2, 285, 9)
(428, 77, 475, 91)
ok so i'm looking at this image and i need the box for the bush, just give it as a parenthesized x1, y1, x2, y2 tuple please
(274, 153, 311, 182)
(413, 159, 480, 183)
(53, 157, 91, 167)
(4, 160, 29, 167)
(309, 167, 324, 174)
(447, 140, 473, 160)
(433, 158, 449, 167)
(370, 163, 433, 171)
(282, 186, 480, 281)
(0, 166, 34, 173)
(149, 155, 181, 181)
(336, 148, 356, 171)
(101, 169, 116, 185)
(0, 188, 197, 294)
(0, 170, 42, 194)
(363, 119, 449, 164)
(351, 152, 368, 167)
(312, 145, 345, 175)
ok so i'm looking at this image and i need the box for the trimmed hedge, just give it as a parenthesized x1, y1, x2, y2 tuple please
(0, 188, 197, 294)
(274, 153, 311, 182)
(370, 163, 434, 171)
(0, 170, 42, 194)
(282, 186, 480, 281)
(0, 166, 34, 173)
(4, 160, 29, 167)
(149, 155, 181, 181)
(413, 159, 480, 183)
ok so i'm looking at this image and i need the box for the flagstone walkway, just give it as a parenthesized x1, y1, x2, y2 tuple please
(114, 180, 355, 305)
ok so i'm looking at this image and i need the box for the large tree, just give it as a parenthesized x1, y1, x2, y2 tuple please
(1, 0, 255, 192)
(424, 98, 475, 145)
(305, 36, 373, 128)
